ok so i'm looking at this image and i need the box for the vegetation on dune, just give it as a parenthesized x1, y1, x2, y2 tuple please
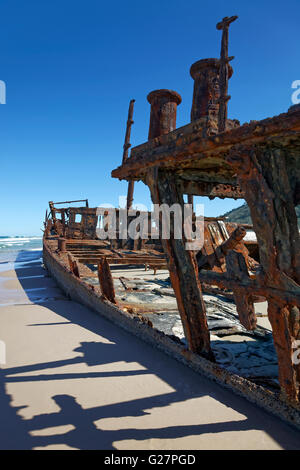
(221, 203, 300, 227)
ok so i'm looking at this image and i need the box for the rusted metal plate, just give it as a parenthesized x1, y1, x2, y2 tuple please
(97, 257, 116, 303)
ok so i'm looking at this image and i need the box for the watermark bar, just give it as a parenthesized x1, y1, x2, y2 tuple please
(0, 80, 6, 104)
(291, 80, 300, 105)
(96, 202, 204, 251)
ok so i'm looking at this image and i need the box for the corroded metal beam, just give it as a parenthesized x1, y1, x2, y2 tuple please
(226, 145, 300, 402)
(112, 108, 300, 181)
(216, 15, 238, 132)
(146, 168, 214, 360)
(197, 270, 300, 305)
(225, 249, 257, 331)
(122, 99, 136, 210)
(178, 179, 244, 199)
(98, 257, 116, 303)
(197, 225, 247, 269)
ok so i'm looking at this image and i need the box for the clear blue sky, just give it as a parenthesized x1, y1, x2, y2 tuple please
(0, 0, 299, 236)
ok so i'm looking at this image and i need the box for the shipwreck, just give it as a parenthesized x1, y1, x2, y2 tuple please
(43, 16, 300, 428)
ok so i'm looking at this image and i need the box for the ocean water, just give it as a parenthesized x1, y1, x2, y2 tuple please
(0, 236, 42, 251)
(0, 236, 42, 260)
(0, 236, 43, 270)
(0, 236, 55, 306)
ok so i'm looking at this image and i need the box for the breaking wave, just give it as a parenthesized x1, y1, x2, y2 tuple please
(0, 236, 42, 252)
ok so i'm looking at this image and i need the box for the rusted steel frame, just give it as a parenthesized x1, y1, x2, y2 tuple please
(179, 180, 244, 199)
(48, 201, 58, 230)
(111, 109, 300, 180)
(73, 253, 165, 261)
(216, 15, 238, 133)
(66, 208, 97, 241)
(225, 250, 257, 330)
(44, 220, 51, 238)
(97, 257, 116, 303)
(268, 302, 300, 402)
(197, 225, 246, 269)
(44, 209, 51, 237)
(126, 181, 135, 211)
(66, 239, 110, 246)
(226, 144, 300, 401)
(122, 99, 135, 164)
(50, 211, 64, 237)
(68, 252, 116, 257)
(68, 245, 162, 254)
(122, 99, 135, 209)
(68, 249, 111, 254)
(145, 168, 214, 360)
(51, 199, 89, 207)
(61, 211, 67, 237)
(226, 145, 300, 289)
(199, 269, 300, 305)
(76, 257, 166, 265)
(67, 250, 110, 256)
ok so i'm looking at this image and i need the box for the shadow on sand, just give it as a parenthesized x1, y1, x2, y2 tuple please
(0, 249, 299, 449)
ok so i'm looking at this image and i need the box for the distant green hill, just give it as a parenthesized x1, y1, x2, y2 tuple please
(221, 203, 300, 227)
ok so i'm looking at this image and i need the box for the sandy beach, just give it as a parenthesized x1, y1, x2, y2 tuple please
(0, 249, 300, 450)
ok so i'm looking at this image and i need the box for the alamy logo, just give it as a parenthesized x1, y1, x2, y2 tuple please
(96, 200, 205, 251)
(292, 340, 300, 365)
(0, 340, 6, 364)
(291, 80, 300, 105)
(0, 80, 6, 104)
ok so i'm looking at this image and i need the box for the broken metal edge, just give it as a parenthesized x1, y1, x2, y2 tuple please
(43, 239, 300, 431)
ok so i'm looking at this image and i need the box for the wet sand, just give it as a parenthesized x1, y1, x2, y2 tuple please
(0, 250, 300, 450)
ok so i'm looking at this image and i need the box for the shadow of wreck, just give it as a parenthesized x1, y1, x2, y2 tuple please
(0, 250, 299, 449)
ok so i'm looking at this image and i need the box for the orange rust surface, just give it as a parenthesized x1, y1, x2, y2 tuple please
(111, 108, 300, 182)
